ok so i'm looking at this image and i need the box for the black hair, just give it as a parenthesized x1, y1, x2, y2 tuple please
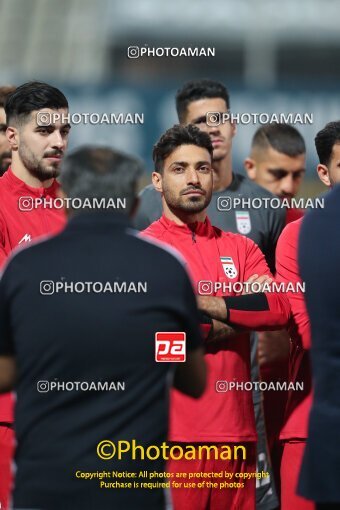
(251, 123, 305, 158)
(153, 124, 213, 173)
(315, 121, 340, 166)
(176, 79, 230, 123)
(4, 81, 68, 125)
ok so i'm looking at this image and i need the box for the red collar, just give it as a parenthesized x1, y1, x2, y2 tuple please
(158, 214, 215, 239)
(3, 167, 60, 196)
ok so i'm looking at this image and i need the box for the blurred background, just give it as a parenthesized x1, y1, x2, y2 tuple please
(1, 0, 339, 194)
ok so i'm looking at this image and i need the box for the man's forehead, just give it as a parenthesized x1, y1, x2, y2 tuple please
(258, 147, 305, 168)
(166, 144, 211, 162)
(31, 107, 69, 127)
(186, 97, 228, 118)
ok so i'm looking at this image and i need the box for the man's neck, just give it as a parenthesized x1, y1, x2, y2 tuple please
(212, 154, 233, 192)
(162, 201, 206, 226)
(11, 160, 54, 188)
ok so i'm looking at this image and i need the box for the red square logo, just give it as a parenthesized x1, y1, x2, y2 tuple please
(155, 332, 186, 362)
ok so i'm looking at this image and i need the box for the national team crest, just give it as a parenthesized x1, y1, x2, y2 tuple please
(220, 256, 238, 279)
(235, 211, 251, 234)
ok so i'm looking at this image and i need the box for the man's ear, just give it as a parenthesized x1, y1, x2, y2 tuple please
(317, 164, 331, 188)
(6, 126, 19, 151)
(244, 158, 257, 180)
(152, 171, 163, 193)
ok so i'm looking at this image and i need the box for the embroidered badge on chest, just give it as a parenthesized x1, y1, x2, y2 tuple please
(235, 211, 251, 234)
(220, 256, 238, 279)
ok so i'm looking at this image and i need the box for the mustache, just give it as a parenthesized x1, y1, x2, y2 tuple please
(44, 149, 63, 158)
(180, 186, 206, 195)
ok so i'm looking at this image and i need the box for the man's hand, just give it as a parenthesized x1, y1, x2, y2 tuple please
(197, 295, 227, 321)
(241, 273, 273, 294)
(207, 319, 242, 342)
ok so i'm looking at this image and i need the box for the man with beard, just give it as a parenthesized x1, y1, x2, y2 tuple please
(0, 86, 16, 176)
(136, 80, 284, 510)
(0, 81, 69, 510)
(244, 123, 306, 492)
(142, 124, 291, 510)
(244, 123, 306, 225)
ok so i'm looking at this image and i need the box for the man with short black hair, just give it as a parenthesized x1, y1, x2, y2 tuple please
(136, 78, 284, 510)
(0, 145, 206, 510)
(244, 123, 306, 492)
(244, 123, 306, 223)
(143, 123, 291, 510)
(314, 120, 340, 186)
(0, 80, 69, 510)
(136, 80, 285, 273)
(0, 86, 16, 175)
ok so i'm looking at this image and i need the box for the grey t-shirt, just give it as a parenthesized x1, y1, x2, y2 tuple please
(134, 173, 286, 402)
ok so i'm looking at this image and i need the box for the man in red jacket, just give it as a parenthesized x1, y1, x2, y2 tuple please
(0, 81, 69, 510)
(244, 123, 307, 492)
(142, 124, 291, 510)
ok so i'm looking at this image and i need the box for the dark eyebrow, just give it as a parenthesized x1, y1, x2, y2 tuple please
(268, 168, 305, 175)
(35, 123, 71, 131)
(170, 161, 189, 167)
(192, 115, 207, 124)
(196, 160, 211, 166)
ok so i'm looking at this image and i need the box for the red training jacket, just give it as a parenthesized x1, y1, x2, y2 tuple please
(276, 218, 312, 440)
(0, 167, 66, 422)
(142, 214, 290, 442)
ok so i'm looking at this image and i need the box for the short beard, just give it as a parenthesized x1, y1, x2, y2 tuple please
(19, 142, 60, 182)
(163, 186, 212, 215)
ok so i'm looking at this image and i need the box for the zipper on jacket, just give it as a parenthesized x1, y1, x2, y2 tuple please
(191, 231, 196, 243)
